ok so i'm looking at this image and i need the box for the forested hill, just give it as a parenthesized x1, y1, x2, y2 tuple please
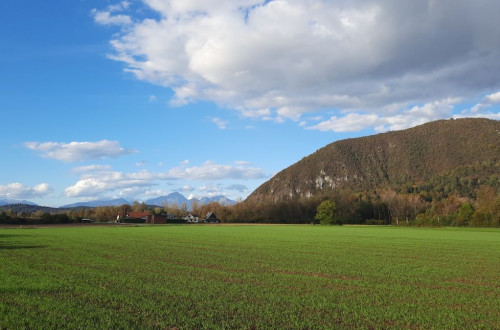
(247, 118, 500, 203)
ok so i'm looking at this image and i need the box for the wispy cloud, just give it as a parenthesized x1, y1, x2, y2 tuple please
(198, 184, 222, 194)
(226, 184, 248, 193)
(25, 140, 138, 163)
(308, 98, 460, 132)
(135, 161, 148, 167)
(0, 183, 53, 199)
(211, 117, 228, 130)
(166, 160, 267, 180)
(72, 165, 113, 173)
(178, 185, 195, 193)
(470, 91, 500, 113)
(91, 1, 131, 26)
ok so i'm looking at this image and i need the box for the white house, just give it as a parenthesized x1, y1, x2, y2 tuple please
(184, 214, 199, 223)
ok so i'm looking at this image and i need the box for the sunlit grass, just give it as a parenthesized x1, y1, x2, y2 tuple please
(1, 225, 499, 328)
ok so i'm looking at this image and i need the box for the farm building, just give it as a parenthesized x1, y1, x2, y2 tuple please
(145, 215, 167, 224)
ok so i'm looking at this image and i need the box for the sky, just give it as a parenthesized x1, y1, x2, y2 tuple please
(1, 0, 499, 207)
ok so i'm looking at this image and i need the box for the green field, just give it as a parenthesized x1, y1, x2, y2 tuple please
(1, 225, 499, 329)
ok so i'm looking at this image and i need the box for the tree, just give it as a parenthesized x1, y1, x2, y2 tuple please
(315, 200, 341, 225)
(456, 202, 474, 226)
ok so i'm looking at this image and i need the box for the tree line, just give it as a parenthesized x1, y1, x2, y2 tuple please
(1, 184, 498, 226)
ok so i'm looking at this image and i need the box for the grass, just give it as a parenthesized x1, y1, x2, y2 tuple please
(0, 225, 499, 329)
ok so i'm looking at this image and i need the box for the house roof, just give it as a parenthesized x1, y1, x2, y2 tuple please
(205, 212, 217, 219)
(127, 211, 151, 218)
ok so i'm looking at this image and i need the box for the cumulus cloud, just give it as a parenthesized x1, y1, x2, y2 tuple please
(64, 160, 266, 198)
(166, 160, 267, 180)
(97, 0, 500, 130)
(25, 140, 138, 163)
(0, 183, 53, 199)
(64, 169, 160, 197)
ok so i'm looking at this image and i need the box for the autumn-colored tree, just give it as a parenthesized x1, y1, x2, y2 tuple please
(470, 186, 499, 226)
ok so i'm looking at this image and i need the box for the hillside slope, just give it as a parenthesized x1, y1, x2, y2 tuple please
(247, 118, 500, 203)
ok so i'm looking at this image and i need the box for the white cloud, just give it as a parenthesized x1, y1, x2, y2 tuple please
(92, 10, 132, 26)
(484, 92, 500, 104)
(454, 112, 500, 121)
(198, 184, 221, 193)
(470, 91, 500, 113)
(72, 165, 113, 173)
(196, 184, 229, 198)
(108, 1, 130, 12)
(211, 117, 228, 129)
(144, 189, 168, 197)
(25, 140, 138, 163)
(118, 187, 145, 199)
(64, 160, 266, 198)
(308, 98, 460, 132)
(226, 184, 248, 193)
(97, 0, 500, 130)
(178, 185, 195, 193)
(0, 183, 53, 199)
(166, 160, 267, 180)
(64, 170, 160, 198)
(91, 1, 131, 26)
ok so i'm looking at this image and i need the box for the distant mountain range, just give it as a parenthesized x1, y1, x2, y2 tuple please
(145, 193, 236, 209)
(0, 198, 38, 206)
(145, 192, 188, 207)
(57, 193, 235, 209)
(60, 198, 130, 208)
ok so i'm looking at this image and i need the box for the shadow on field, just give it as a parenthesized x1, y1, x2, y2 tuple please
(0, 234, 45, 250)
(0, 234, 32, 239)
(0, 244, 47, 250)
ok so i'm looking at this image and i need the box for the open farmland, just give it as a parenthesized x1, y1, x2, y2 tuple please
(0, 225, 499, 328)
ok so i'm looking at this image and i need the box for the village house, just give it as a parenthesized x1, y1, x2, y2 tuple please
(203, 212, 220, 223)
(184, 214, 199, 223)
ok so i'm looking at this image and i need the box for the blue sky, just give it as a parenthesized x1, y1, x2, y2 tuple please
(1, 0, 499, 207)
